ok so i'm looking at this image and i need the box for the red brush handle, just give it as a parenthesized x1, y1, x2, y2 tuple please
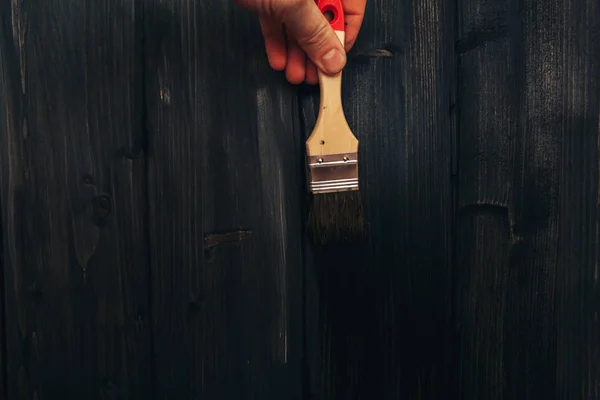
(316, 0, 345, 32)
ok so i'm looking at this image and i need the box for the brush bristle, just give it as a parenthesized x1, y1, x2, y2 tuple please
(307, 191, 366, 246)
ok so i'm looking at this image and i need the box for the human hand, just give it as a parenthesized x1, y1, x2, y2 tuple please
(235, 0, 367, 84)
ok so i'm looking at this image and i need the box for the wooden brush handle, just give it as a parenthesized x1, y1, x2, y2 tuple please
(306, 0, 358, 157)
(317, 30, 345, 115)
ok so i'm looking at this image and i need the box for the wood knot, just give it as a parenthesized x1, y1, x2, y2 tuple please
(92, 194, 112, 224)
(102, 377, 117, 395)
(188, 292, 206, 313)
(82, 175, 94, 185)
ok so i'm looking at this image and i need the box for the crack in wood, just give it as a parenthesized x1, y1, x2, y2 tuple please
(203, 230, 252, 249)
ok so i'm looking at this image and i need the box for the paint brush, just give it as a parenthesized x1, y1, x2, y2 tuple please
(306, 0, 365, 247)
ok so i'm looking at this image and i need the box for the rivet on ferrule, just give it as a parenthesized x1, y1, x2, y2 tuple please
(307, 152, 359, 194)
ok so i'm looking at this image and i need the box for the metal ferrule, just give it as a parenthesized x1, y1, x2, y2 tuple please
(307, 152, 359, 194)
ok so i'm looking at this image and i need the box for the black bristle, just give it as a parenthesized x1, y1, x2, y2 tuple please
(307, 191, 366, 246)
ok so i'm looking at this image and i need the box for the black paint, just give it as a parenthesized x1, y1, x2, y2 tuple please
(143, 0, 304, 398)
(456, 0, 600, 398)
(0, 0, 152, 398)
(302, 0, 456, 397)
(0, 0, 598, 398)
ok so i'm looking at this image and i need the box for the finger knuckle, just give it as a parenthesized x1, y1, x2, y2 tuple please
(296, 20, 331, 50)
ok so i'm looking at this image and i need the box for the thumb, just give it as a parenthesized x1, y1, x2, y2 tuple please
(277, 0, 346, 74)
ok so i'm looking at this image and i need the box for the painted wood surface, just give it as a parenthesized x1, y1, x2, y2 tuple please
(0, 0, 152, 398)
(143, 0, 304, 398)
(456, 0, 600, 398)
(301, 0, 456, 398)
(0, 0, 599, 398)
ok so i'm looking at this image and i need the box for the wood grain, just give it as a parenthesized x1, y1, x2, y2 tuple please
(456, 0, 600, 397)
(0, 0, 151, 398)
(0, 0, 597, 398)
(143, 0, 304, 398)
(302, 0, 456, 397)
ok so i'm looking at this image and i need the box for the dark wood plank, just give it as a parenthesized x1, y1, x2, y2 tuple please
(455, 2, 518, 398)
(0, 1, 151, 398)
(143, 0, 304, 398)
(0, 83, 5, 398)
(302, 0, 456, 398)
(456, 0, 600, 397)
(456, 209, 509, 400)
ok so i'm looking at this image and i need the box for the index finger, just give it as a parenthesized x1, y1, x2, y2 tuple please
(342, 0, 367, 52)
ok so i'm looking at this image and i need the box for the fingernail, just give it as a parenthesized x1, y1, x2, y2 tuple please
(321, 49, 346, 74)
